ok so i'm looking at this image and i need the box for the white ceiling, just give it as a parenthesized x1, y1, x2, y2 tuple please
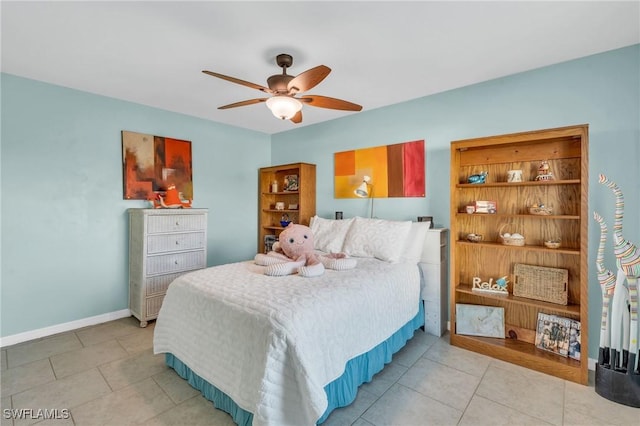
(2, 1, 639, 135)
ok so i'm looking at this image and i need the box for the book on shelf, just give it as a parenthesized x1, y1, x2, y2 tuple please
(568, 320, 581, 361)
(534, 313, 572, 357)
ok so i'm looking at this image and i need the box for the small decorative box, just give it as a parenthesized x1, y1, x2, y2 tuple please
(473, 200, 497, 214)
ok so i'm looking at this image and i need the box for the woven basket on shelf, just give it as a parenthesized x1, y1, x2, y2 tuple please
(498, 225, 525, 246)
(513, 263, 568, 305)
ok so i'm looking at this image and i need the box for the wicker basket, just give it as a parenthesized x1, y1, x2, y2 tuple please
(513, 263, 568, 305)
(498, 225, 525, 246)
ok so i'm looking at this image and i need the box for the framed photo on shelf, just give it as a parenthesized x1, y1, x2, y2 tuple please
(568, 320, 581, 361)
(283, 174, 299, 191)
(264, 234, 277, 253)
(535, 313, 571, 357)
(455, 304, 505, 338)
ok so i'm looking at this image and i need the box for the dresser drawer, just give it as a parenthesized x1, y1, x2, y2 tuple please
(145, 294, 165, 318)
(146, 251, 206, 275)
(144, 272, 186, 296)
(147, 232, 205, 254)
(147, 214, 206, 234)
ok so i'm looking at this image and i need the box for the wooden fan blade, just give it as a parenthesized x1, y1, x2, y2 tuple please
(218, 98, 268, 110)
(287, 65, 331, 94)
(202, 70, 273, 94)
(290, 110, 302, 124)
(299, 95, 362, 111)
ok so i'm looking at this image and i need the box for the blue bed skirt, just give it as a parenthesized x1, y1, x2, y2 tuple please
(165, 302, 424, 425)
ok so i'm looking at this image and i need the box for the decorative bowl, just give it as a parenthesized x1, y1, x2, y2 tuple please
(544, 240, 561, 249)
(529, 205, 553, 215)
(466, 233, 483, 243)
(280, 221, 291, 227)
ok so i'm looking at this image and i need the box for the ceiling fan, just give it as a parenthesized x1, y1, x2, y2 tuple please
(202, 53, 362, 124)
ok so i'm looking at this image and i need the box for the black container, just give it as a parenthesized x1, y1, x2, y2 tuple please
(595, 359, 640, 407)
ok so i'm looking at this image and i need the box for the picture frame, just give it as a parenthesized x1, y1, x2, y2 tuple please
(534, 312, 571, 357)
(283, 174, 299, 191)
(568, 320, 581, 361)
(122, 130, 192, 201)
(334, 140, 425, 198)
(264, 234, 277, 253)
(455, 304, 505, 338)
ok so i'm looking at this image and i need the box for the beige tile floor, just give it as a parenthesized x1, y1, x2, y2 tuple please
(1, 316, 638, 425)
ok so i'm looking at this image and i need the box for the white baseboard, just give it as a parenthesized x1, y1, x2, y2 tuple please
(0, 309, 132, 348)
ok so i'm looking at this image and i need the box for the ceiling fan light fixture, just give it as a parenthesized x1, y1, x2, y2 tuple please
(266, 96, 302, 120)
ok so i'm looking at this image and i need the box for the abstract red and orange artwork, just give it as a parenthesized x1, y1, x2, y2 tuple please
(122, 130, 193, 200)
(334, 140, 425, 198)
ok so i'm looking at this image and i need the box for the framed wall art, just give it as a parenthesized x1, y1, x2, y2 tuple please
(334, 140, 425, 198)
(122, 130, 193, 201)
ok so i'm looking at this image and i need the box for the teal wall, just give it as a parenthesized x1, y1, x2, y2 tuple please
(2, 45, 638, 361)
(271, 45, 640, 360)
(1, 74, 271, 336)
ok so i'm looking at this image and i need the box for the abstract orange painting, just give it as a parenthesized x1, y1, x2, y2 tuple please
(122, 130, 193, 200)
(334, 140, 425, 198)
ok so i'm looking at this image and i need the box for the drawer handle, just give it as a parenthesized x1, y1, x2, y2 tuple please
(175, 221, 180, 226)
(175, 240, 180, 245)
(174, 260, 179, 265)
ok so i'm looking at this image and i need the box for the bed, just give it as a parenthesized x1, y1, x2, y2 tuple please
(154, 216, 435, 425)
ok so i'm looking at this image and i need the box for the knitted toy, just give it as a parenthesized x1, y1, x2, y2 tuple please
(255, 223, 356, 277)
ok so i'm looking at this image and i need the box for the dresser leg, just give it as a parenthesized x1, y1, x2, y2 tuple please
(139, 320, 148, 328)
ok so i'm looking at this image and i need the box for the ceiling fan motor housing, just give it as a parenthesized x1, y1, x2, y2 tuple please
(267, 74, 294, 94)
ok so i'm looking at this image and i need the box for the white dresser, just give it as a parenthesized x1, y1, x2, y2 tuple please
(420, 228, 448, 337)
(128, 208, 208, 327)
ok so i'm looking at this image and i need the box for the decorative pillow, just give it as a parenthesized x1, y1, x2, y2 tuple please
(309, 216, 354, 253)
(342, 217, 412, 262)
(399, 221, 430, 264)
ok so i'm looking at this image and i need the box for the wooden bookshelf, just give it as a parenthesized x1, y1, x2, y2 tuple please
(449, 125, 589, 384)
(258, 163, 316, 253)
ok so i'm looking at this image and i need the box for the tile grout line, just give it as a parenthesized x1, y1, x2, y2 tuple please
(141, 373, 181, 424)
(355, 340, 431, 425)
(47, 356, 59, 381)
(455, 357, 491, 425)
(475, 359, 563, 426)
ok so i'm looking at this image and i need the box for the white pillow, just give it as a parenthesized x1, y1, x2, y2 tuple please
(342, 217, 412, 262)
(309, 216, 354, 253)
(399, 221, 430, 264)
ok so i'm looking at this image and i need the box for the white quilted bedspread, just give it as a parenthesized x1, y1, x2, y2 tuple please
(153, 257, 421, 426)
